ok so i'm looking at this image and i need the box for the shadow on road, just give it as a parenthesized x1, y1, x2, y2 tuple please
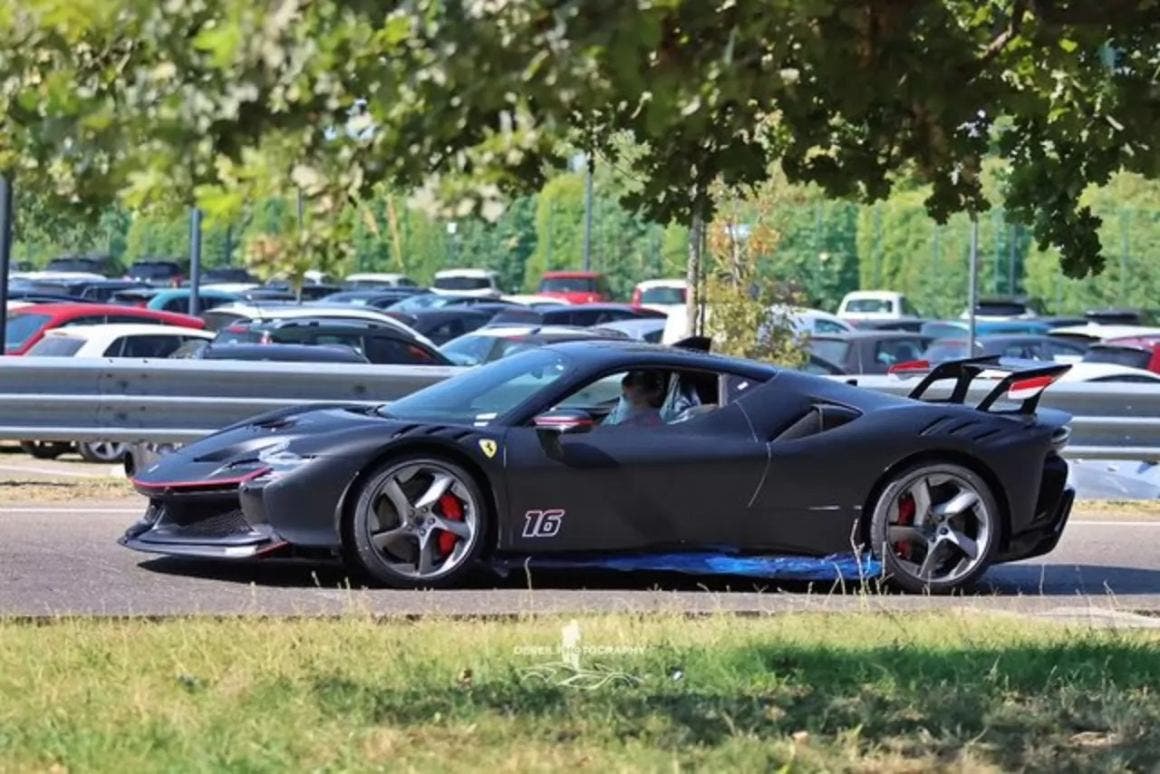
(138, 556, 1160, 597)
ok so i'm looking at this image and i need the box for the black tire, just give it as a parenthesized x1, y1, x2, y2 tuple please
(344, 455, 489, 589)
(20, 441, 73, 460)
(869, 461, 1002, 594)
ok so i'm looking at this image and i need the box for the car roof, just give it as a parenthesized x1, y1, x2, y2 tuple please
(811, 330, 929, 341)
(435, 268, 497, 277)
(1049, 323, 1160, 340)
(247, 317, 419, 336)
(542, 338, 780, 376)
(42, 323, 213, 341)
(634, 278, 685, 289)
(842, 290, 903, 300)
(1101, 336, 1160, 349)
(13, 302, 198, 320)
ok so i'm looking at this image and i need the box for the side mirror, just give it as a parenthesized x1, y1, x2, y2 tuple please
(533, 409, 594, 458)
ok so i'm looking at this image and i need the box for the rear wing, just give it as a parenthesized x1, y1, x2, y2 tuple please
(892, 356, 1070, 414)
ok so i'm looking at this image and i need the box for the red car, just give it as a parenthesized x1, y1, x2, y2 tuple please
(537, 271, 611, 304)
(4, 303, 207, 355)
(1083, 335, 1160, 374)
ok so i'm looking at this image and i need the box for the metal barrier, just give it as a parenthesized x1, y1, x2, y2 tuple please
(0, 358, 1157, 459)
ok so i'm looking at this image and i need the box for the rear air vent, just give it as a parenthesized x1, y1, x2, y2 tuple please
(773, 403, 861, 442)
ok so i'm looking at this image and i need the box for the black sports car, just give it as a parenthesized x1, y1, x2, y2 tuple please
(120, 343, 1075, 593)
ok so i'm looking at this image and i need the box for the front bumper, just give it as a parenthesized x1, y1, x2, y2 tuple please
(119, 496, 290, 560)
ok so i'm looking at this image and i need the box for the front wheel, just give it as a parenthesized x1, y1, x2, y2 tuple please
(20, 441, 73, 460)
(345, 456, 489, 588)
(869, 462, 1002, 594)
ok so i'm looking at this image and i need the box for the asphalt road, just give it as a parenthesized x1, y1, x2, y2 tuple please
(2, 500, 1159, 621)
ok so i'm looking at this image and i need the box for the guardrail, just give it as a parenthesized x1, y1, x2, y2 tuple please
(0, 358, 1157, 459)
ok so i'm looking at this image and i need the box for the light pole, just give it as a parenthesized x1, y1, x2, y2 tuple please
(0, 176, 12, 352)
(968, 215, 979, 355)
(446, 221, 458, 267)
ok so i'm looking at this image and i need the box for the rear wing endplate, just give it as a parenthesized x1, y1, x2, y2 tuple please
(902, 356, 1069, 414)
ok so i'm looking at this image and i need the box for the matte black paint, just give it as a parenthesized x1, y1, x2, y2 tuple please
(122, 341, 1073, 574)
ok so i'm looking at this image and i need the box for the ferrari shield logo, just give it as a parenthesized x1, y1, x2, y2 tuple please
(478, 439, 498, 459)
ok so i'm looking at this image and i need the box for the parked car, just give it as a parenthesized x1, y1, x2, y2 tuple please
(1083, 308, 1153, 326)
(214, 318, 451, 365)
(260, 282, 345, 301)
(631, 279, 686, 314)
(847, 317, 927, 332)
(922, 335, 1087, 364)
(489, 303, 664, 328)
(4, 303, 206, 355)
(1047, 323, 1160, 345)
(200, 303, 433, 345)
(112, 287, 242, 313)
(25, 323, 214, 358)
(960, 295, 1045, 321)
(439, 325, 627, 366)
(593, 317, 667, 342)
(202, 267, 259, 285)
(45, 254, 123, 277)
(837, 290, 918, 321)
(1082, 337, 1160, 374)
(342, 272, 420, 289)
(537, 270, 612, 304)
(1057, 362, 1160, 384)
(14, 277, 149, 303)
(808, 331, 932, 374)
(126, 259, 185, 287)
(432, 268, 502, 298)
(384, 309, 494, 345)
(174, 342, 372, 364)
(781, 307, 855, 336)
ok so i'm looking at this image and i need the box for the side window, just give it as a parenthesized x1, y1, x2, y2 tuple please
(554, 369, 721, 427)
(428, 320, 463, 341)
(120, 335, 182, 358)
(102, 337, 128, 357)
(163, 298, 187, 312)
(569, 309, 601, 326)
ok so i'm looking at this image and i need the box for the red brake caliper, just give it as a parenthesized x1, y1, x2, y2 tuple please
(895, 493, 915, 560)
(436, 493, 464, 555)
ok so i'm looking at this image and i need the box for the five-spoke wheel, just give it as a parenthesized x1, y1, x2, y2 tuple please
(869, 462, 1000, 593)
(346, 456, 487, 588)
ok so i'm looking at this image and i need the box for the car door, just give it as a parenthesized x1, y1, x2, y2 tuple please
(499, 367, 769, 554)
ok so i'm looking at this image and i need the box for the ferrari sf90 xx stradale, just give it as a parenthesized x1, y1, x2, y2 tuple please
(121, 342, 1074, 593)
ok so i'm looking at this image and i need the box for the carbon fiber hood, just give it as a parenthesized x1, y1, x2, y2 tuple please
(132, 403, 436, 487)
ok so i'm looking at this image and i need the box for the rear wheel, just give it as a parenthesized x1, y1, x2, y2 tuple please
(869, 462, 1001, 594)
(345, 456, 488, 588)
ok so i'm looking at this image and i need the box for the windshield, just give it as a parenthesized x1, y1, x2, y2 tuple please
(26, 336, 84, 356)
(640, 286, 686, 305)
(381, 348, 571, 425)
(1084, 347, 1151, 370)
(131, 263, 180, 279)
(439, 334, 499, 366)
(435, 276, 492, 291)
(389, 294, 452, 312)
(539, 277, 596, 293)
(5, 314, 51, 351)
(845, 298, 893, 313)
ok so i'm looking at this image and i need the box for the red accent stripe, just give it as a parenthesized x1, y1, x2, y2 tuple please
(1008, 375, 1056, 394)
(132, 466, 271, 491)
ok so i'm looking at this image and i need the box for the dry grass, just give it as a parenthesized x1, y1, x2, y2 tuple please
(0, 478, 135, 502)
(0, 613, 1156, 772)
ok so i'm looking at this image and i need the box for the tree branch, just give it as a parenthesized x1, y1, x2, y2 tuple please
(979, 0, 1028, 67)
(1029, 0, 1160, 26)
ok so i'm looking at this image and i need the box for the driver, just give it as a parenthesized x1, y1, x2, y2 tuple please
(604, 370, 666, 427)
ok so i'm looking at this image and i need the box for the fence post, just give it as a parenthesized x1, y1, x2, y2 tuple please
(188, 207, 203, 316)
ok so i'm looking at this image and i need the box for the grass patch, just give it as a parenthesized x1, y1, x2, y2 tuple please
(0, 613, 1157, 772)
(0, 478, 134, 502)
(1072, 499, 1160, 521)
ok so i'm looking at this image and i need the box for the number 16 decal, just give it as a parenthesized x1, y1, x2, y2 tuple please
(522, 509, 564, 538)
